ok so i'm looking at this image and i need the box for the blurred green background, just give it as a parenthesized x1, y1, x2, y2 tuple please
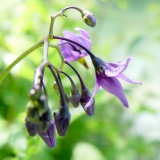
(0, 0, 160, 160)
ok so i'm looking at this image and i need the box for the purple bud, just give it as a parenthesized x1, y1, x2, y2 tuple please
(69, 87, 81, 108)
(54, 107, 71, 136)
(25, 118, 38, 136)
(80, 87, 95, 116)
(82, 10, 96, 27)
(26, 104, 39, 123)
(38, 120, 56, 148)
(38, 108, 52, 132)
(38, 94, 49, 114)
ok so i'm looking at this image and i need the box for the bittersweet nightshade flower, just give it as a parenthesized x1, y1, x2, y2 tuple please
(38, 108, 52, 132)
(25, 118, 38, 136)
(81, 87, 95, 116)
(59, 28, 91, 61)
(60, 70, 81, 107)
(64, 61, 95, 116)
(54, 106, 71, 136)
(84, 57, 142, 109)
(69, 87, 81, 108)
(38, 120, 56, 148)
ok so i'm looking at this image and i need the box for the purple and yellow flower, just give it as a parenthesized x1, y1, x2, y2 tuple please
(59, 28, 91, 62)
(85, 57, 142, 109)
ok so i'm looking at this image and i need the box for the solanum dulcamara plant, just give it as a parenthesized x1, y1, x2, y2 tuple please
(0, 6, 141, 148)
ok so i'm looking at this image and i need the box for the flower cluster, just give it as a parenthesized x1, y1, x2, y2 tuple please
(25, 28, 141, 148)
(0, 5, 141, 149)
(24, 7, 141, 148)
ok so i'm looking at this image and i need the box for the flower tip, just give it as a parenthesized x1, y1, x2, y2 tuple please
(82, 10, 96, 27)
(54, 109, 71, 136)
(25, 118, 38, 136)
(38, 120, 56, 148)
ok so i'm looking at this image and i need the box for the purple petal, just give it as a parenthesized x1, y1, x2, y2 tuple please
(38, 120, 56, 148)
(60, 43, 80, 61)
(105, 57, 131, 77)
(75, 28, 90, 39)
(97, 74, 129, 108)
(84, 79, 100, 109)
(62, 30, 78, 42)
(77, 35, 91, 53)
(60, 29, 91, 61)
(118, 74, 142, 85)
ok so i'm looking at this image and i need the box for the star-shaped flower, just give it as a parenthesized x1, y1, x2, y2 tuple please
(59, 28, 91, 61)
(84, 57, 142, 108)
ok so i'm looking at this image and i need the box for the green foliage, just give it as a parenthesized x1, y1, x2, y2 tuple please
(0, 0, 160, 159)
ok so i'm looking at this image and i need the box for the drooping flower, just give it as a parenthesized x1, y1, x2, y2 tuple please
(85, 57, 142, 109)
(38, 120, 56, 148)
(80, 87, 95, 116)
(54, 106, 71, 136)
(59, 28, 91, 62)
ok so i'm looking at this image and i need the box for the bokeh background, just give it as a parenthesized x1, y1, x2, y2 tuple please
(0, 0, 160, 160)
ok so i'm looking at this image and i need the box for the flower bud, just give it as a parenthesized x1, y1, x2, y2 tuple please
(38, 108, 52, 132)
(38, 120, 56, 148)
(80, 87, 95, 116)
(25, 118, 38, 136)
(37, 94, 49, 114)
(26, 101, 39, 123)
(54, 107, 71, 136)
(82, 10, 96, 27)
(69, 87, 81, 108)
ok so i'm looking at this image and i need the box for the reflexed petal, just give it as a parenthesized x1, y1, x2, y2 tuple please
(60, 28, 91, 62)
(97, 74, 129, 108)
(118, 74, 142, 85)
(60, 43, 80, 61)
(105, 57, 132, 77)
(62, 30, 78, 42)
(77, 35, 91, 51)
(75, 28, 90, 39)
(84, 79, 100, 109)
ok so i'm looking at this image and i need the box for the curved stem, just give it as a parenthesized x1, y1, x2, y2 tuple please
(32, 60, 49, 91)
(65, 61, 86, 90)
(53, 35, 96, 59)
(48, 64, 67, 107)
(42, 37, 49, 62)
(62, 6, 83, 14)
(60, 71, 76, 88)
(49, 43, 64, 62)
(0, 39, 44, 85)
(49, 6, 84, 37)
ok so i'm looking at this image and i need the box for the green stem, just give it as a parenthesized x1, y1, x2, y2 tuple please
(0, 39, 44, 85)
(49, 6, 84, 37)
(42, 37, 49, 62)
(49, 43, 64, 61)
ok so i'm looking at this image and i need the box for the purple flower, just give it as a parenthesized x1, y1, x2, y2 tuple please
(59, 28, 91, 61)
(85, 57, 142, 108)
(80, 87, 95, 116)
(54, 107, 71, 136)
(38, 120, 56, 148)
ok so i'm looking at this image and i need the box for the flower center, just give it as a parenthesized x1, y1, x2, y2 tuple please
(91, 56, 107, 74)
